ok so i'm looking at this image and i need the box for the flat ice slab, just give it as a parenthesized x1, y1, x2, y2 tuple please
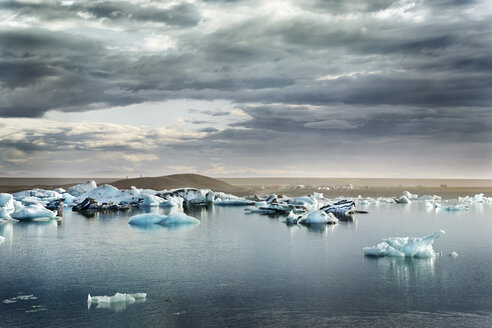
(128, 213, 200, 226)
(88, 292, 146, 304)
(363, 230, 445, 258)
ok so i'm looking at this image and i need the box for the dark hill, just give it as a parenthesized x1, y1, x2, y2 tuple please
(110, 174, 248, 195)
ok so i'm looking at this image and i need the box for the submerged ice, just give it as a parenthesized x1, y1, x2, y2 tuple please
(363, 230, 445, 258)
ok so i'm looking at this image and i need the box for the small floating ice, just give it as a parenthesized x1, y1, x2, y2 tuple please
(442, 204, 469, 211)
(128, 213, 199, 226)
(0, 236, 5, 244)
(363, 230, 445, 258)
(88, 292, 146, 304)
(394, 195, 410, 204)
(2, 294, 38, 303)
(10, 204, 57, 220)
(298, 210, 338, 225)
(450, 251, 459, 257)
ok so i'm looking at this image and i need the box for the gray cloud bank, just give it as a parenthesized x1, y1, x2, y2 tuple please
(0, 0, 491, 177)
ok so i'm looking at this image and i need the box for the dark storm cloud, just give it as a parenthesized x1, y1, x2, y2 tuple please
(199, 127, 219, 133)
(1, 1, 201, 27)
(0, 0, 491, 129)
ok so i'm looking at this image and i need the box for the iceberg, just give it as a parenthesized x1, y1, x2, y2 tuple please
(128, 213, 200, 226)
(67, 180, 98, 196)
(363, 230, 445, 258)
(298, 210, 338, 225)
(128, 213, 163, 226)
(394, 195, 410, 204)
(73, 185, 182, 209)
(0, 236, 4, 244)
(10, 203, 57, 220)
(88, 292, 146, 304)
(88, 292, 146, 310)
(402, 191, 418, 200)
(0, 193, 15, 213)
(320, 200, 355, 214)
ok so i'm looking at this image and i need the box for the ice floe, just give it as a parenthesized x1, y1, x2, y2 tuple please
(88, 292, 146, 311)
(128, 213, 200, 226)
(2, 294, 38, 304)
(10, 204, 57, 220)
(394, 195, 410, 204)
(0, 236, 4, 244)
(363, 230, 445, 258)
(442, 204, 469, 211)
(298, 210, 338, 225)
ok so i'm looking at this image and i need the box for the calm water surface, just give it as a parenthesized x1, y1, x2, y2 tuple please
(1, 202, 492, 327)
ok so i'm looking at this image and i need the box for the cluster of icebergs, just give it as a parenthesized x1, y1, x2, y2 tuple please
(353, 191, 490, 213)
(243, 193, 361, 226)
(0, 180, 256, 222)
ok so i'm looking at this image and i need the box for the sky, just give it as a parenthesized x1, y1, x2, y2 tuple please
(0, 0, 491, 178)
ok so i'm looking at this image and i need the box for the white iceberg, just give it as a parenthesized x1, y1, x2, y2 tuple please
(363, 230, 445, 258)
(402, 191, 418, 200)
(0, 193, 15, 213)
(128, 213, 200, 226)
(394, 195, 410, 204)
(88, 292, 146, 310)
(88, 292, 146, 304)
(67, 180, 98, 196)
(298, 210, 338, 225)
(10, 203, 57, 220)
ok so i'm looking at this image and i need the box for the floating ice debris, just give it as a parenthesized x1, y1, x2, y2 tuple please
(88, 292, 146, 304)
(88, 293, 146, 310)
(358, 199, 370, 206)
(0, 236, 4, 244)
(10, 204, 57, 220)
(298, 210, 338, 225)
(128, 213, 200, 226)
(442, 204, 469, 211)
(284, 211, 301, 224)
(2, 294, 38, 304)
(450, 251, 459, 257)
(157, 188, 214, 205)
(320, 200, 355, 214)
(0, 193, 15, 213)
(363, 230, 445, 258)
(45, 199, 64, 216)
(213, 193, 255, 206)
(67, 180, 98, 196)
(394, 195, 410, 204)
(402, 191, 418, 200)
(420, 195, 442, 201)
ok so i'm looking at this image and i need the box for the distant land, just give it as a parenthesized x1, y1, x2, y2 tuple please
(0, 174, 491, 198)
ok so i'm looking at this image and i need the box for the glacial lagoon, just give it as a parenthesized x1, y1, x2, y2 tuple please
(1, 201, 492, 327)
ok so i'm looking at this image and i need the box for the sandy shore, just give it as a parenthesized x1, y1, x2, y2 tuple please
(0, 175, 490, 199)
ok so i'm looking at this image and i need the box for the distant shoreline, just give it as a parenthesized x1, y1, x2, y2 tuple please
(0, 175, 490, 199)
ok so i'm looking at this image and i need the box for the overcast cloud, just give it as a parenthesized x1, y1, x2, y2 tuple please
(0, 0, 491, 177)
